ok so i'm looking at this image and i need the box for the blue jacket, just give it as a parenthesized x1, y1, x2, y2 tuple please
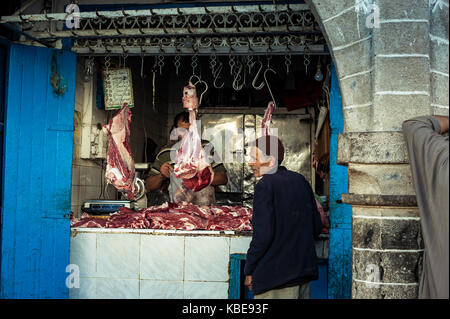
(244, 166, 323, 295)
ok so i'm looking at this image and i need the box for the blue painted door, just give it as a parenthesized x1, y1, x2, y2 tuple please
(327, 62, 352, 299)
(0, 40, 8, 277)
(1, 43, 76, 298)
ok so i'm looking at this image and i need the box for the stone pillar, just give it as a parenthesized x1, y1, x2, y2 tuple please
(306, 0, 449, 298)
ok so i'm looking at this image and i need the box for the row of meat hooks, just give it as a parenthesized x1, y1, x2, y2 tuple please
(90, 46, 316, 111)
(97, 46, 312, 88)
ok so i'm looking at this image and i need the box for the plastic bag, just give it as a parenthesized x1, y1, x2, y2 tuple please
(169, 172, 216, 206)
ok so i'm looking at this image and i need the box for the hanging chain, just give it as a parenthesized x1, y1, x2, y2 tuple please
(158, 54, 165, 75)
(191, 53, 198, 75)
(105, 54, 111, 72)
(209, 53, 217, 75)
(266, 55, 272, 68)
(152, 56, 157, 112)
(140, 53, 145, 78)
(285, 53, 292, 74)
(122, 53, 128, 68)
(304, 45, 311, 75)
(229, 53, 236, 75)
(174, 55, 181, 76)
(246, 55, 255, 74)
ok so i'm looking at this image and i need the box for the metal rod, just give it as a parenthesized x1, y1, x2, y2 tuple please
(75, 51, 330, 57)
(73, 45, 329, 56)
(0, 23, 53, 48)
(34, 28, 323, 40)
(0, 4, 309, 23)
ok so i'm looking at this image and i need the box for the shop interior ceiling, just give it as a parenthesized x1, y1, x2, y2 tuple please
(0, 1, 328, 57)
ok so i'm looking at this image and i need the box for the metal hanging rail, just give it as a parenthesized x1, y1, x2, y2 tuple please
(0, 3, 328, 56)
(0, 4, 310, 22)
(72, 36, 326, 56)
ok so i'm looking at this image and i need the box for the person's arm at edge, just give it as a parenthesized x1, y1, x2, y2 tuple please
(145, 174, 165, 192)
(402, 116, 448, 165)
(402, 115, 448, 140)
(435, 116, 449, 134)
(145, 155, 168, 192)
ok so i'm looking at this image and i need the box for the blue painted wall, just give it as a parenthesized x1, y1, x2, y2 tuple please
(1, 43, 76, 298)
(0, 40, 8, 278)
(327, 62, 352, 299)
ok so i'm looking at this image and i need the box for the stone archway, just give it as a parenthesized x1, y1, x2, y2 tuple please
(305, 0, 449, 298)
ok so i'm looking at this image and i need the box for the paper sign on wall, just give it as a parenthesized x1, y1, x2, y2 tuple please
(102, 68, 134, 110)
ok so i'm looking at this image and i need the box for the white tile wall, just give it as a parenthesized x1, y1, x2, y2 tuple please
(184, 236, 230, 282)
(230, 237, 252, 254)
(96, 278, 139, 299)
(140, 235, 184, 281)
(70, 231, 256, 299)
(69, 276, 97, 299)
(72, 166, 80, 186)
(71, 185, 80, 207)
(97, 234, 140, 279)
(70, 232, 97, 277)
(140, 280, 183, 299)
(82, 185, 102, 201)
(183, 281, 229, 299)
(80, 165, 103, 187)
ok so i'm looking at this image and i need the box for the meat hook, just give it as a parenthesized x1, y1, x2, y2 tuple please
(213, 62, 224, 89)
(252, 60, 265, 90)
(264, 68, 277, 108)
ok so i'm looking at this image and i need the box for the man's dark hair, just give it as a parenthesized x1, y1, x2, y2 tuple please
(249, 135, 285, 165)
(173, 111, 190, 128)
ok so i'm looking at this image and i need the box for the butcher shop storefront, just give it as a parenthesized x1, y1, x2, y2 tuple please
(0, 1, 351, 299)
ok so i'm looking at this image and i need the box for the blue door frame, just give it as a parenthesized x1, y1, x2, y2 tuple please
(327, 62, 352, 299)
(0, 39, 9, 282)
(1, 43, 76, 298)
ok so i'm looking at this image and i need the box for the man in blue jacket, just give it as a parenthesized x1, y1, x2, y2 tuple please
(244, 135, 323, 299)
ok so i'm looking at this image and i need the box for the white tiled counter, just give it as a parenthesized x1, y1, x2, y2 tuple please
(69, 228, 253, 299)
(69, 228, 329, 299)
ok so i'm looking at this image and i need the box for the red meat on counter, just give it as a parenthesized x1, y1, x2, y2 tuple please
(71, 213, 108, 228)
(106, 209, 150, 229)
(71, 202, 254, 232)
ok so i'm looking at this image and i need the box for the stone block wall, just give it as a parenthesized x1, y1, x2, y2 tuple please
(306, 0, 448, 298)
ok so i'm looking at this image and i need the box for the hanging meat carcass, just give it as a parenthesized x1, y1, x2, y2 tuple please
(174, 82, 214, 192)
(261, 101, 275, 136)
(182, 82, 199, 111)
(102, 103, 137, 200)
